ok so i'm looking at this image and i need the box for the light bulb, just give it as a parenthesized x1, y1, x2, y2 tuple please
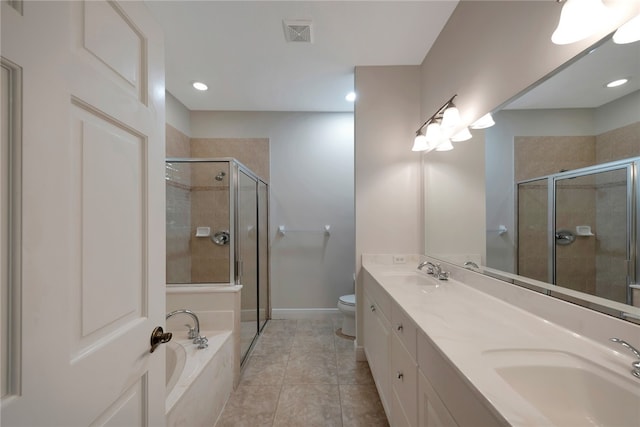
(435, 139, 454, 151)
(441, 106, 462, 130)
(451, 127, 472, 142)
(551, 0, 611, 45)
(412, 134, 429, 152)
(613, 14, 640, 44)
(606, 78, 629, 88)
(345, 92, 356, 102)
(470, 113, 495, 129)
(192, 81, 208, 91)
(425, 122, 444, 146)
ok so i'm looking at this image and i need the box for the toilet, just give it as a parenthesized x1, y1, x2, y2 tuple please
(337, 294, 356, 337)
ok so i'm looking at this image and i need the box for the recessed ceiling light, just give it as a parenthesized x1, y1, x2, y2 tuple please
(192, 81, 208, 91)
(345, 92, 356, 102)
(606, 78, 629, 88)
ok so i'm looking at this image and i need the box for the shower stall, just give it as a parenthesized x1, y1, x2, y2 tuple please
(165, 158, 269, 362)
(517, 157, 638, 306)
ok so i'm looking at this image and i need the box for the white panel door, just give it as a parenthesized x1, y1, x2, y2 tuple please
(1, 1, 166, 425)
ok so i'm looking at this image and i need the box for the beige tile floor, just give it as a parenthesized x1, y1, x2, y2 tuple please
(216, 318, 389, 427)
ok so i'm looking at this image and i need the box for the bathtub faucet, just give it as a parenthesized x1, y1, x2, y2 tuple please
(166, 309, 208, 349)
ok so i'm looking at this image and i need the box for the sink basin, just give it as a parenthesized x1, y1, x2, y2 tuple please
(484, 349, 640, 426)
(378, 271, 440, 292)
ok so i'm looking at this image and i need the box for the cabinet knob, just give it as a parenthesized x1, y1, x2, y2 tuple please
(370, 304, 376, 312)
(396, 324, 403, 332)
(397, 371, 404, 381)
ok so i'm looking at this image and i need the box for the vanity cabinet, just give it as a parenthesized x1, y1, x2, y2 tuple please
(390, 303, 418, 426)
(363, 276, 392, 418)
(418, 369, 458, 427)
(417, 331, 501, 427)
(363, 269, 503, 427)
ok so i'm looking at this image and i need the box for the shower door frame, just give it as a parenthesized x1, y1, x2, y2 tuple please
(515, 157, 639, 306)
(165, 157, 271, 361)
(166, 158, 236, 284)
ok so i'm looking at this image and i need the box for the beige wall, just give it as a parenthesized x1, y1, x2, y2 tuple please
(354, 65, 422, 343)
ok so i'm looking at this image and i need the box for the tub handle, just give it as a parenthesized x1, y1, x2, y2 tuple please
(150, 326, 172, 353)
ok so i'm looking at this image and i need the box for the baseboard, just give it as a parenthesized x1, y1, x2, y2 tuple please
(271, 308, 340, 320)
(355, 345, 367, 362)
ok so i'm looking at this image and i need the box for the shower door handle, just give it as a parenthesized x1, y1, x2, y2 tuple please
(236, 260, 243, 279)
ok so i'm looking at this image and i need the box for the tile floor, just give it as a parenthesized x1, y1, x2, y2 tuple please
(216, 318, 389, 427)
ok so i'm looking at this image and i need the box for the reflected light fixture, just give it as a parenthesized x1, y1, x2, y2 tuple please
(613, 14, 640, 44)
(192, 81, 208, 91)
(551, 0, 611, 45)
(470, 113, 495, 130)
(606, 78, 629, 88)
(345, 91, 357, 102)
(451, 127, 473, 142)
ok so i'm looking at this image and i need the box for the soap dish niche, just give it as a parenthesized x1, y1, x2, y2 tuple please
(576, 225, 594, 236)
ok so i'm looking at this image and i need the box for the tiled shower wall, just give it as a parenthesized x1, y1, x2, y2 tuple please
(515, 122, 639, 302)
(166, 125, 192, 283)
(190, 162, 230, 283)
(595, 122, 640, 305)
(165, 124, 270, 284)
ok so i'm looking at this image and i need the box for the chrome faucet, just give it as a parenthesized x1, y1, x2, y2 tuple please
(166, 309, 208, 349)
(610, 338, 640, 378)
(417, 261, 449, 281)
(417, 261, 436, 274)
(464, 261, 479, 270)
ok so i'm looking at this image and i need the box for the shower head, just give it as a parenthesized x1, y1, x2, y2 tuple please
(215, 171, 226, 181)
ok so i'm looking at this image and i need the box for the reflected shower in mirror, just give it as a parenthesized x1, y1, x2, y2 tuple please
(430, 35, 640, 322)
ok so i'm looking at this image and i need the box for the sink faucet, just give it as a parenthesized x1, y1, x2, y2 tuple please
(464, 261, 479, 270)
(417, 261, 436, 274)
(610, 338, 640, 378)
(417, 261, 449, 281)
(166, 309, 208, 349)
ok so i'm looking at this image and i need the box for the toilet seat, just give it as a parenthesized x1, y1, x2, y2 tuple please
(338, 294, 355, 307)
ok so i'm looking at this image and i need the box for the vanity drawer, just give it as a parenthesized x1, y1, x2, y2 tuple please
(364, 270, 391, 319)
(391, 332, 418, 427)
(392, 302, 417, 358)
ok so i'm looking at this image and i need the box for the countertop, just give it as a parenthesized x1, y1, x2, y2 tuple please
(362, 258, 640, 427)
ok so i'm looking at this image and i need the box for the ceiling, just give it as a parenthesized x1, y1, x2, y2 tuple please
(504, 37, 640, 110)
(145, 0, 459, 112)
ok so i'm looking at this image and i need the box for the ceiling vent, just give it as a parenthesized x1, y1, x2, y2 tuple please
(283, 20, 313, 43)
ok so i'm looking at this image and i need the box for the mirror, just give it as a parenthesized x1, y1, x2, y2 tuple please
(432, 35, 640, 323)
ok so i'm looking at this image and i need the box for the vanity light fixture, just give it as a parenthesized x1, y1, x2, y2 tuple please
(192, 81, 208, 91)
(412, 95, 474, 152)
(411, 133, 429, 151)
(551, 0, 611, 45)
(606, 78, 629, 88)
(451, 127, 473, 142)
(470, 112, 495, 129)
(613, 14, 640, 44)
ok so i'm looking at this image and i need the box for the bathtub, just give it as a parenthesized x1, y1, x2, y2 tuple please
(165, 330, 234, 427)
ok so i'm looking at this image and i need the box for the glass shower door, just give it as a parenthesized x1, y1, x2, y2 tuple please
(517, 178, 550, 283)
(258, 180, 269, 332)
(554, 166, 631, 304)
(237, 170, 258, 362)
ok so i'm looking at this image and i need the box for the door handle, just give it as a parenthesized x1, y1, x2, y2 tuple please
(150, 326, 172, 353)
